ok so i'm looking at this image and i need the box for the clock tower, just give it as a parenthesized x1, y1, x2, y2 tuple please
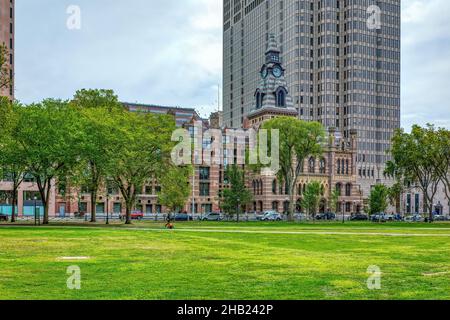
(245, 34, 297, 129)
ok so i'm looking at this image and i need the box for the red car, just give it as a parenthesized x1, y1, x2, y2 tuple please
(131, 211, 144, 220)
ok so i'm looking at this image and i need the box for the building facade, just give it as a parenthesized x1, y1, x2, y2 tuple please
(223, 0, 401, 197)
(245, 34, 363, 214)
(0, 0, 14, 99)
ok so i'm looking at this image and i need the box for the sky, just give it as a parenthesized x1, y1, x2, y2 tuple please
(15, 0, 450, 130)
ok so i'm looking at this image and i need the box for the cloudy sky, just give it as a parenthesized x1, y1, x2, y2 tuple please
(15, 0, 450, 130)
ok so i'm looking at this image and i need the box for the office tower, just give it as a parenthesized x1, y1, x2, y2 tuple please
(223, 0, 401, 195)
(0, 0, 14, 99)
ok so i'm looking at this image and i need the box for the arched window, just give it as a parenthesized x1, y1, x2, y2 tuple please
(259, 180, 263, 195)
(319, 158, 326, 174)
(309, 157, 316, 173)
(346, 159, 349, 175)
(336, 183, 342, 196)
(255, 91, 262, 109)
(252, 180, 256, 195)
(272, 179, 277, 195)
(256, 180, 260, 195)
(337, 159, 341, 174)
(275, 87, 286, 107)
(345, 183, 352, 197)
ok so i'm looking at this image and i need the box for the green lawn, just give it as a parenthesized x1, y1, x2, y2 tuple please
(1, 221, 450, 300)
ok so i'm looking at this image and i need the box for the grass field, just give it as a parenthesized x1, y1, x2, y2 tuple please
(1, 221, 450, 300)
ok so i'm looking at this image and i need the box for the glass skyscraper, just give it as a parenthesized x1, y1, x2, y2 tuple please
(223, 0, 401, 195)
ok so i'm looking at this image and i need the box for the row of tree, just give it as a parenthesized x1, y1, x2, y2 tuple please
(385, 125, 450, 220)
(0, 90, 190, 224)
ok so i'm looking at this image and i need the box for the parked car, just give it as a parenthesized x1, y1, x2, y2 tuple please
(433, 215, 446, 221)
(174, 213, 193, 221)
(261, 212, 283, 221)
(201, 212, 223, 221)
(131, 210, 144, 220)
(350, 213, 369, 221)
(0, 214, 8, 222)
(393, 214, 404, 221)
(405, 214, 424, 222)
(371, 213, 394, 222)
(257, 211, 278, 221)
(316, 213, 336, 221)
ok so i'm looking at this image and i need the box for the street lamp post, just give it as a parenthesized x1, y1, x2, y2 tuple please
(236, 197, 240, 223)
(106, 193, 110, 225)
(33, 196, 38, 226)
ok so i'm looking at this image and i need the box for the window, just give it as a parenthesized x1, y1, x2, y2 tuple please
(200, 183, 210, 196)
(255, 91, 262, 109)
(309, 157, 316, 173)
(276, 88, 286, 107)
(336, 183, 342, 196)
(199, 167, 210, 180)
(319, 158, 326, 174)
(345, 184, 352, 197)
(272, 179, 277, 194)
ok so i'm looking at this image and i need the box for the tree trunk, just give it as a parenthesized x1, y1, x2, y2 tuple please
(90, 190, 97, 223)
(288, 191, 296, 222)
(125, 201, 132, 225)
(10, 187, 17, 223)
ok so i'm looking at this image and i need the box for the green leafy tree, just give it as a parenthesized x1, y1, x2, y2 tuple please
(261, 117, 325, 221)
(70, 89, 124, 222)
(0, 99, 28, 222)
(0, 44, 11, 93)
(329, 187, 340, 214)
(435, 128, 450, 206)
(302, 181, 322, 219)
(368, 184, 389, 216)
(389, 125, 441, 220)
(108, 111, 175, 224)
(388, 182, 404, 214)
(14, 99, 82, 224)
(158, 166, 191, 213)
(221, 165, 253, 222)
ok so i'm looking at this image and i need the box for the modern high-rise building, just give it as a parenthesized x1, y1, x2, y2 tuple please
(0, 0, 14, 99)
(223, 0, 401, 195)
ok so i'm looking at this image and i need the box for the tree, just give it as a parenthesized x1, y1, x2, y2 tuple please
(70, 89, 124, 222)
(301, 181, 322, 219)
(435, 128, 450, 206)
(0, 99, 27, 222)
(368, 184, 389, 216)
(389, 125, 441, 221)
(158, 166, 191, 213)
(14, 99, 82, 224)
(0, 44, 11, 93)
(388, 182, 404, 215)
(221, 165, 253, 222)
(261, 117, 325, 221)
(108, 111, 175, 224)
(329, 187, 340, 214)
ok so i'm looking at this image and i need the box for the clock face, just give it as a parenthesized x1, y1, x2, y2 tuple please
(272, 66, 282, 78)
(261, 67, 268, 79)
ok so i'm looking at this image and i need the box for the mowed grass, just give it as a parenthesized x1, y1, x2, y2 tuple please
(1, 221, 450, 300)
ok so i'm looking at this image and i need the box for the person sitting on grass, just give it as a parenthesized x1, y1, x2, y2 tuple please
(165, 212, 174, 229)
